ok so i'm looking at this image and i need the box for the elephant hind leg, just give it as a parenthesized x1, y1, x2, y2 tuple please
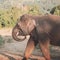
(39, 39, 51, 60)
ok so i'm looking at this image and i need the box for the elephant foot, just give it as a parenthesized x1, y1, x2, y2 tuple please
(22, 57, 27, 60)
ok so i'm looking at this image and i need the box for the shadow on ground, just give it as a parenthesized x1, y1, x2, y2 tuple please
(51, 56, 60, 60)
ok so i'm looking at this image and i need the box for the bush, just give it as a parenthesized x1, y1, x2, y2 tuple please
(28, 5, 42, 15)
(0, 5, 43, 28)
(54, 7, 60, 15)
(50, 5, 60, 15)
(0, 7, 22, 28)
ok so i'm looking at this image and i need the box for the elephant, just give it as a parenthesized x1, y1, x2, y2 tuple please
(12, 14, 60, 60)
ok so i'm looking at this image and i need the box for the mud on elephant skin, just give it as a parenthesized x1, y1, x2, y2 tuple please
(12, 14, 60, 60)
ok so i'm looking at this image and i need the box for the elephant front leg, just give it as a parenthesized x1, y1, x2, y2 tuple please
(39, 39, 51, 60)
(22, 38, 35, 60)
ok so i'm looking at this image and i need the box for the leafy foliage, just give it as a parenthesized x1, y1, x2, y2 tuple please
(54, 5, 60, 15)
(0, 5, 42, 28)
(0, 5, 60, 28)
(0, 7, 23, 28)
(28, 5, 42, 15)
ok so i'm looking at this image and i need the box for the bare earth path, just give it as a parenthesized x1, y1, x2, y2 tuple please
(0, 28, 60, 60)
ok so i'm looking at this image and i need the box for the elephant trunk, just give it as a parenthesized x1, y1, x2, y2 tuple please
(12, 25, 26, 42)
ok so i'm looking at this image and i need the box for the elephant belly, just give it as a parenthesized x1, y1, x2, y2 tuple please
(50, 40, 60, 46)
(50, 32, 60, 46)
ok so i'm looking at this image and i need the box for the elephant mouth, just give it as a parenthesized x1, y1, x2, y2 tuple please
(17, 35, 30, 41)
(17, 35, 26, 40)
(16, 31, 26, 40)
(16, 32, 30, 41)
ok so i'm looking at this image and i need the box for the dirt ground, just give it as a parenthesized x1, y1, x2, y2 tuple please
(0, 28, 60, 60)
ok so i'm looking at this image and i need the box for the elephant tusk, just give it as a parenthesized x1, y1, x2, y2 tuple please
(25, 35, 30, 40)
(17, 35, 30, 40)
(17, 35, 26, 40)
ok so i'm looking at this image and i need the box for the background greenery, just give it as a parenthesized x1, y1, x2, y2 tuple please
(54, 5, 60, 15)
(0, 5, 60, 28)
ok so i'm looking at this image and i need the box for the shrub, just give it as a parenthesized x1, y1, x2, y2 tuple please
(28, 5, 42, 15)
(54, 7, 60, 15)
(0, 6, 43, 28)
(50, 5, 60, 15)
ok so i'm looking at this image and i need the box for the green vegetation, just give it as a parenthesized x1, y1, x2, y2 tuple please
(0, 5, 60, 28)
(0, 35, 4, 46)
(54, 5, 60, 15)
(0, 5, 42, 28)
(0, 7, 22, 28)
(28, 5, 42, 15)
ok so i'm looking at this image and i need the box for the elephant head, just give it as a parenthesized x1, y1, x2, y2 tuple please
(12, 24, 26, 41)
(12, 14, 36, 41)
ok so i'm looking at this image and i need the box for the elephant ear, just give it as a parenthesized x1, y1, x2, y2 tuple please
(27, 19, 36, 33)
(18, 19, 36, 35)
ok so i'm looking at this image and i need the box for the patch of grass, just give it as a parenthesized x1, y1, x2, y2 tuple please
(0, 35, 5, 46)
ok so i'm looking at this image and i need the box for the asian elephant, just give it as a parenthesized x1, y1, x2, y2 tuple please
(12, 14, 60, 60)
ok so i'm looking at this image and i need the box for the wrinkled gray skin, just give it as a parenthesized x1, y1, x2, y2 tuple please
(12, 14, 60, 60)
